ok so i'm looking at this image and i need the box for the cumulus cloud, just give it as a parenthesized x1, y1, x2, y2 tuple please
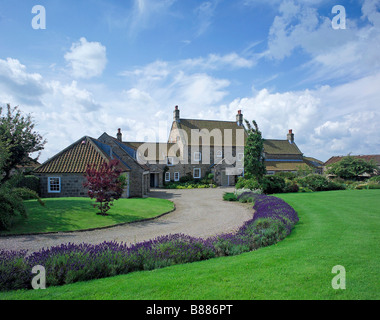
(265, 0, 380, 82)
(222, 71, 380, 161)
(64, 37, 107, 79)
(0, 58, 47, 105)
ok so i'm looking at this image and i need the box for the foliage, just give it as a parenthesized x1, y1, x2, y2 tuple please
(0, 141, 44, 230)
(275, 171, 297, 180)
(368, 176, 380, 183)
(0, 182, 27, 231)
(83, 160, 125, 216)
(284, 180, 299, 193)
(223, 192, 237, 201)
(243, 120, 266, 182)
(16, 175, 40, 194)
(327, 156, 377, 180)
(235, 177, 261, 191)
(164, 181, 216, 189)
(0, 194, 298, 291)
(261, 175, 286, 194)
(0, 105, 46, 183)
(296, 174, 345, 192)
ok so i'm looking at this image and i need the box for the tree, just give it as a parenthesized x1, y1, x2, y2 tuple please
(0, 139, 44, 230)
(327, 156, 377, 180)
(243, 119, 266, 182)
(83, 160, 126, 216)
(0, 104, 46, 182)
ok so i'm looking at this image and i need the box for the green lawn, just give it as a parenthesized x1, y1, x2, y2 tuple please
(1, 190, 379, 300)
(0, 197, 174, 235)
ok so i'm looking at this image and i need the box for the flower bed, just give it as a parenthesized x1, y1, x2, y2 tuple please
(0, 194, 299, 292)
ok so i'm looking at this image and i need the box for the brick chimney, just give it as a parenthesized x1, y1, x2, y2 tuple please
(236, 110, 243, 126)
(117, 128, 122, 142)
(173, 105, 180, 122)
(287, 129, 294, 144)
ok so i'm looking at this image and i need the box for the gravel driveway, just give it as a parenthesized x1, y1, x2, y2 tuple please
(0, 188, 253, 254)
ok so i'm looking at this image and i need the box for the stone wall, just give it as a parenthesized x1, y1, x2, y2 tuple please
(37, 173, 88, 198)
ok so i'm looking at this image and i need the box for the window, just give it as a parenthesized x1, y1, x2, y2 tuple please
(193, 168, 201, 179)
(165, 172, 171, 182)
(238, 168, 244, 177)
(267, 171, 275, 176)
(48, 177, 61, 193)
(216, 150, 223, 158)
(167, 157, 174, 166)
(194, 152, 202, 162)
(238, 153, 244, 161)
(174, 172, 180, 182)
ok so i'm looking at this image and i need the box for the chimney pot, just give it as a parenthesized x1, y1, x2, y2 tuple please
(287, 129, 294, 144)
(117, 129, 122, 141)
(174, 106, 180, 122)
(236, 110, 243, 126)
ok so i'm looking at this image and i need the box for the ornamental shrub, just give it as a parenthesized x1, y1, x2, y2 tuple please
(261, 175, 286, 194)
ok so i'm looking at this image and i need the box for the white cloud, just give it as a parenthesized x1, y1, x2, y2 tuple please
(0, 58, 47, 105)
(64, 37, 107, 79)
(182, 53, 255, 69)
(194, 1, 219, 36)
(222, 71, 380, 161)
(265, 0, 380, 82)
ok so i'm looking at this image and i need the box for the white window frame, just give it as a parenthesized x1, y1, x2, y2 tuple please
(165, 172, 171, 182)
(174, 172, 180, 182)
(216, 150, 223, 158)
(238, 153, 244, 161)
(167, 157, 174, 166)
(48, 177, 61, 193)
(194, 152, 202, 162)
(193, 168, 201, 179)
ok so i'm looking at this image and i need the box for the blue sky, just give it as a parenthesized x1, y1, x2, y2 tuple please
(0, 0, 379, 162)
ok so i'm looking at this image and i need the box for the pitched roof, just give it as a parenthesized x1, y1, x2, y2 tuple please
(265, 160, 309, 172)
(325, 155, 380, 166)
(263, 140, 303, 155)
(34, 136, 130, 174)
(173, 119, 246, 146)
(303, 156, 324, 168)
(123, 142, 179, 161)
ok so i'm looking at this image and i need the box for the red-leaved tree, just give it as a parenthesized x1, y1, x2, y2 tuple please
(83, 160, 125, 215)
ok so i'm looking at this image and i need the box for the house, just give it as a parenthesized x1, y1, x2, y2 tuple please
(34, 136, 149, 198)
(34, 106, 323, 197)
(120, 106, 321, 187)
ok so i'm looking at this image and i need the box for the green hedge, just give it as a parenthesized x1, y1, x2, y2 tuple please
(16, 175, 40, 195)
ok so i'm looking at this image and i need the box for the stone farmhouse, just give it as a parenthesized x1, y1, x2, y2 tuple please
(34, 106, 322, 197)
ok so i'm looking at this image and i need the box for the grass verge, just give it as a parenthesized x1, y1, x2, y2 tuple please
(0, 197, 174, 235)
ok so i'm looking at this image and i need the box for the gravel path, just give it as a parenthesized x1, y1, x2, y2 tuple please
(0, 188, 253, 254)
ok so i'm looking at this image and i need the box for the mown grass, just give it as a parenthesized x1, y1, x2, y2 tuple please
(0, 197, 174, 235)
(1, 190, 379, 300)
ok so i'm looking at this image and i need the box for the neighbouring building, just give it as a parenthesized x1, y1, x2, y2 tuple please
(324, 154, 380, 176)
